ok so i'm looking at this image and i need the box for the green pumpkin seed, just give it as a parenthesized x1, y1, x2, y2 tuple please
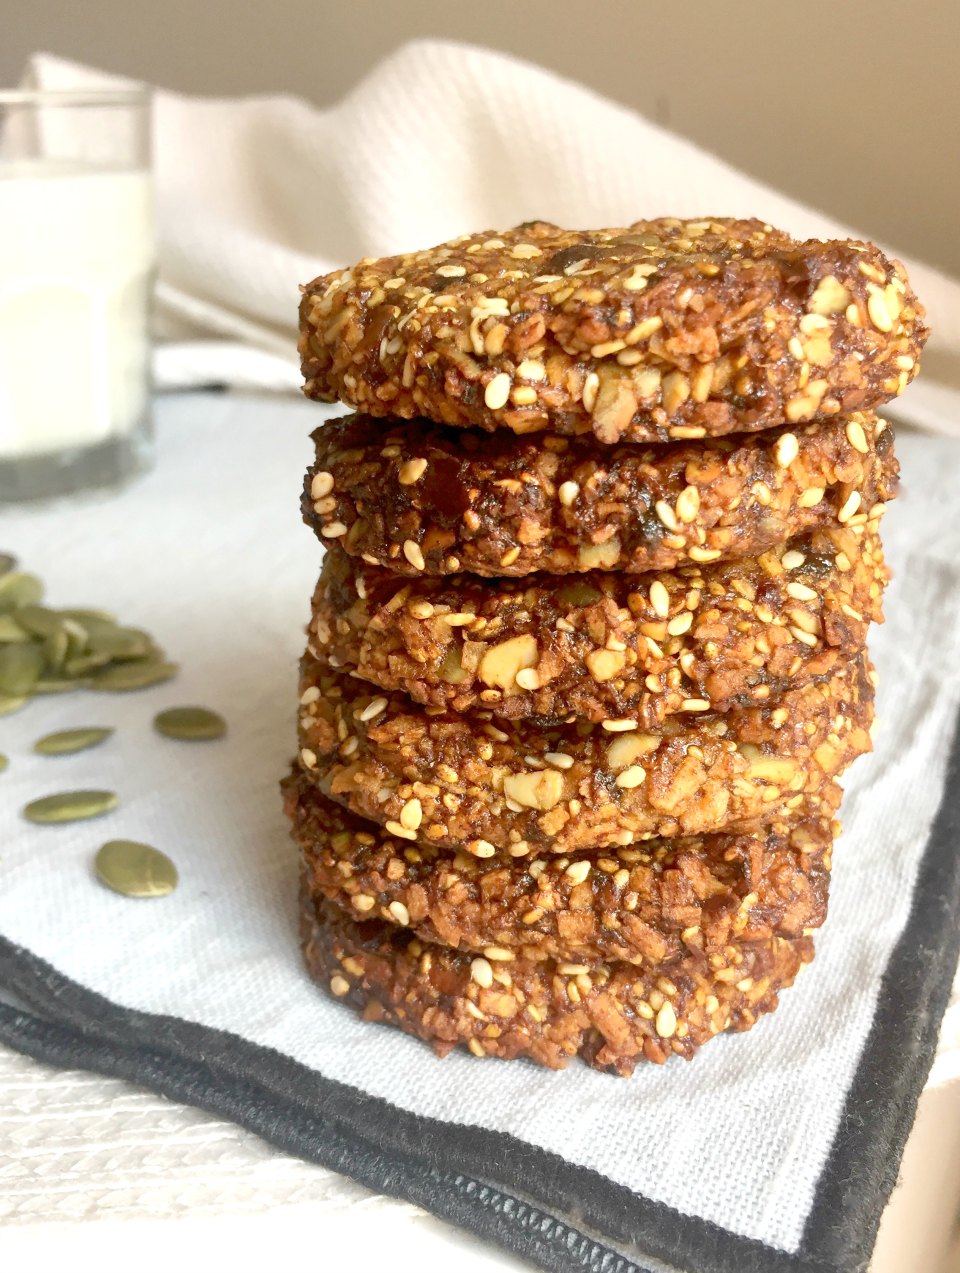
(0, 553, 16, 576)
(95, 839, 178, 897)
(24, 789, 119, 824)
(0, 692, 27, 716)
(61, 618, 89, 657)
(63, 651, 112, 677)
(0, 642, 44, 696)
(58, 607, 116, 624)
(154, 705, 226, 741)
(92, 659, 178, 692)
(43, 627, 70, 672)
(34, 726, 114, 756)
(16, 605, 64, 639)
(87, 624, 154, 660)
(0, 572, 43, 612)
(34, 676, 89, 693)
(0, 614, 28, 642)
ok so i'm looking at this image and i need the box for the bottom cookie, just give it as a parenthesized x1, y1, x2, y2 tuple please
(300, 886, 814, 1075)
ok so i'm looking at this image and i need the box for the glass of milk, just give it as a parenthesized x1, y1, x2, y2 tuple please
(0, 89, 154, 500)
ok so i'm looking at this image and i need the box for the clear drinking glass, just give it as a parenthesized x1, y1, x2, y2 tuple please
(0, 88, 154, 501)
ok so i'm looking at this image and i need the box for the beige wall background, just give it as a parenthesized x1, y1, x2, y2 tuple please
(4, 0, 959, 275)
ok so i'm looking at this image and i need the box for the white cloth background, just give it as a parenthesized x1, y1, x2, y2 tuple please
(22, 41, 960, 433)
(0, 394, 958, 1260)
(4, 38, 960, 1261)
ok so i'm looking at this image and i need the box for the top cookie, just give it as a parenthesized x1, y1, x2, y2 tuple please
(299, 218, 927, 444)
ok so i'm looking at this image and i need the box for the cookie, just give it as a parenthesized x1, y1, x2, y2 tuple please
(296, 656, 873, 852)
(310, 527, 886, 726)
(286, 770, 837, 967)
(299, 218, 926, 444)
(304, 411, 896, 578)
(301, 886, 814, 1074)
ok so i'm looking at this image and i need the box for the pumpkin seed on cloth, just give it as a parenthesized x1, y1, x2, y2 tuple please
(0, 614, 28, 642)
(0, 572, 43, 612)
(154, 706, 226, 741)
(95, 840, 178, 897)
(24, 789, 119, 824)
(34, 726, 114, 756)
(0, 560, 175, 708)
(92, 659, 178, 692)
(0, 642, 44, 696)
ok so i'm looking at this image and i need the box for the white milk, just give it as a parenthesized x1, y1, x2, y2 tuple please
(0, 160, 154, 459)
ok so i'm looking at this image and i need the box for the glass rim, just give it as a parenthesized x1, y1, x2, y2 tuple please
(0, 87, 149, 107)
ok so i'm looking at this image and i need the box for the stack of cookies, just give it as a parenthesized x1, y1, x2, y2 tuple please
(285, 219, 926, 1074)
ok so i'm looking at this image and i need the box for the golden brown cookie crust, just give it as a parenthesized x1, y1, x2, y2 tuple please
(303, 411, 896, 578)
(310, 527, 886, 727)
(301, 886, 814, 1074)
(285, 770, 837, 967)
(299, 218, 926, 444)
(296, 657, 873, 852)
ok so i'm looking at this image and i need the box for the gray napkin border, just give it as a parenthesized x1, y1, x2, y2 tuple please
(2, 708, 959, 1273)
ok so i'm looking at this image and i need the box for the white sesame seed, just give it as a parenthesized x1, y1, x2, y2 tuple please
(329, 975, 350, 997)
(544, 751, 575, 770)
(299, 748, 317, 769)
(615, 765, 646, 789)
(655, 1000, 678, 1039)
(484, 372, 512, 410)
(388, 900, 410, 925)
(797, 487, 825, 509)
(517, 359, 546, 380)
(483, 946, 515, 961)
(398, 457, 428, 485)
(654, 499, 679, 532)
(385, 820, 417, 841)
(515, 668, 540, 691)
(785, 581, 818, 602)
(435, 263, 466, 277)
(300, 686, 321, 705)
(666, 612, 693, 636)
(582, 372, 600, 414)
(557, 962, 591, 975)
(649, 580, 670, 619)
(471, 957, 494, 987)
(602, 718, 638, 733)
(468, 839, 496, 858)
(310, 471, 334, 499)
(358, 696, 388, 722)
(321, 521, 348, 538)
(399, 797, 423, 831)
(403, 540, 426, 570)
(837, 491, 862, 524)
(781, 550, 806, 570)
(681, 698, 710, 712)
(565, 860, 591, 886)
(788, 626, 819, 647)
(845, 419, 869, 454)
(674, 485, 701, 524)
(558, 480, 580, 507)
(775, 433, 800, 468)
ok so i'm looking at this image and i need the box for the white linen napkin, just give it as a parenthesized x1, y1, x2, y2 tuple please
(1, 392, 959, 1265)
(20, 41, 960, 433)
